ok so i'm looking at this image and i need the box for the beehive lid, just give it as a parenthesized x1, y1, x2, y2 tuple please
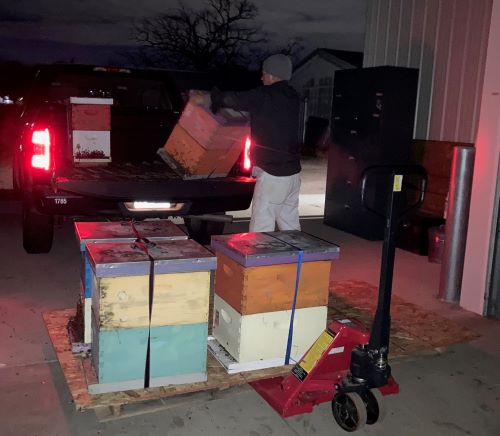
(75, 220, 187, 251)
(211, 231, 340, 267)
(87, 239, 216, 277)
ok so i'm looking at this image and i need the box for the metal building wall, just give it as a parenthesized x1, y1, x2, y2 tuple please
(363, 0, 493, 143)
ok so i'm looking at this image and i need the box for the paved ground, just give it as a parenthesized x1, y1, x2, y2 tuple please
(0, 159, 499, 435)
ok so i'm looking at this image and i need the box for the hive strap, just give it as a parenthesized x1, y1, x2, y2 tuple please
(129, 220, 156, 388)
(285, 249, 304, 365)
(265, 233, 305, 366)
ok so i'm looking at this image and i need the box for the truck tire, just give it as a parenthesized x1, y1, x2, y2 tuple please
(184, 217, 225, 246)
(22, 196, 54, 254)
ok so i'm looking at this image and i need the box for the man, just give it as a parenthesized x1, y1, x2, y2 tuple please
(211, 54, 301, 232)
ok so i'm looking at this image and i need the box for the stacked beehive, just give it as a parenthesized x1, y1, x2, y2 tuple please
(210, 231, 340, 368)
(158, 91, 249, 179)
(74, 220, 188, 344)
(69, 97, 113, 163)
(86, 238, 216, 393)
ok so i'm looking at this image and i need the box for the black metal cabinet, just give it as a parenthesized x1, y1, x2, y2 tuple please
(324, 66, 419, 240)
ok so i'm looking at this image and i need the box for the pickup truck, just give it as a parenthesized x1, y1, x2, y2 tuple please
(13, 64, 255, 253)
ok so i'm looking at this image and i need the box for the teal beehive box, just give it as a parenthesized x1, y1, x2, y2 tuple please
(91, 323, 149, 390)
(149, 323, 208, 386)
(90, 322, 208, 392)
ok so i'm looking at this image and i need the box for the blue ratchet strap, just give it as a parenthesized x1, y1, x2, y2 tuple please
(285, 249, 304, 365)
(129, 220, 155, 388)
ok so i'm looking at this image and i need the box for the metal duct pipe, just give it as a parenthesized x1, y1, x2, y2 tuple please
(438, 146, 476, 303)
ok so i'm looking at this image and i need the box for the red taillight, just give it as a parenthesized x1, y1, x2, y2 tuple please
(31, 128, 51, 170)
(244, 136, 252, 171)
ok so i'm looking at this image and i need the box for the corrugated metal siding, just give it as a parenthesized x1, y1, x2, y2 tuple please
(364, 0, 493, 143)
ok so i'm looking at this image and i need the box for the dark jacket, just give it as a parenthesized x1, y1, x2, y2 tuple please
(211, 81, 301, 176)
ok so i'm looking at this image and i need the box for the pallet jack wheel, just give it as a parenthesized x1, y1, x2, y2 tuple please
(331, 392, 367, 432)
(362, 388, 387, 425)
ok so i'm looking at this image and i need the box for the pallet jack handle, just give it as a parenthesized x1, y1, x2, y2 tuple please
(360, 165, 427, 354)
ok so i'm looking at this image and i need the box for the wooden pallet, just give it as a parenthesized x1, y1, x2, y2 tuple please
(43, 309, 291, 416)
(43, 282, 479, 418)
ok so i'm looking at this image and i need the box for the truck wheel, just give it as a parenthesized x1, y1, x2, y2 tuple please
(22, 197, 54, 254)
(184, 217, 225, 246)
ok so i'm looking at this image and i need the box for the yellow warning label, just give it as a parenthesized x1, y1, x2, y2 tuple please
(393, 175, 403, 192)
(298, 330, 335, 373)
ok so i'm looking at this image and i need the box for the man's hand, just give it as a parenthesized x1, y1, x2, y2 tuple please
(190, 90, 209, 106)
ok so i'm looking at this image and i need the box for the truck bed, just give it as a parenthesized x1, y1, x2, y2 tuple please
(60, 161, 180, 182)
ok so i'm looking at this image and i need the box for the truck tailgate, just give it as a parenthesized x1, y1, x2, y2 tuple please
(52, 164, 255, 215)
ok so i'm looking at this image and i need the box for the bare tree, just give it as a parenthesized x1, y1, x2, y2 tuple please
(133, 0, 265, 71)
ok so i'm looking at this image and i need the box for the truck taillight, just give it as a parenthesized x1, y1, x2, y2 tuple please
(244, 136, 252, 171)
(31, 128, 51, 170)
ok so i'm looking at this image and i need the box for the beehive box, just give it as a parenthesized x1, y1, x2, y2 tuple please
(158, 93, 249, 179)
(86, 239, 216, 390)
(71, 101, 111, 131)
(213, 294, 327, 364)
(179, 94, 249, 150)
(74, 220, 187, 344)
(211, 231, 339, 315)
(69, 97, 113, 163)
(87, 239, 215, 329)
(91, 318, 208, 390)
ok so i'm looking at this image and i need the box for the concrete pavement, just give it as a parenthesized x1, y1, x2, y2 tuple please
(0, 158, 499, 435)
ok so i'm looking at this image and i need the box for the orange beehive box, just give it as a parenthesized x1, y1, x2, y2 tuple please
(214, 252, 331, 315)
(160, 124, 246, 179)
(179, 98, 249, 150)
(158, 92, 250, 179)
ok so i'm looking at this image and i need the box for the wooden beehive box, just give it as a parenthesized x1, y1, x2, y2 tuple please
(179, 94, 249, 150)
(71, 101, 111, 131)
(74, 220, 187, 344)
(211, 231, 340, 315)
(158, 92, 249, 179)
(86, 239, 216, 391)
(212, 294, 327, 364)
(87, 239, 215, 329)
(69, 97, 113, 163)
(91, 319, 208, 390)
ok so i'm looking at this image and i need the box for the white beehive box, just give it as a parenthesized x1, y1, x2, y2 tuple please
(69, 97, 113, 163)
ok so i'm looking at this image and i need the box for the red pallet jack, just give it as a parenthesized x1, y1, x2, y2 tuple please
(251, 165, 427, 432)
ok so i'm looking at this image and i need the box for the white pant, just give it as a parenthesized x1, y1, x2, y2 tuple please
(249, 167, 301, 232)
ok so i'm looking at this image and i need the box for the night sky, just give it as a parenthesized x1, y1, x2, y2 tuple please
(0, 0, 367, 66)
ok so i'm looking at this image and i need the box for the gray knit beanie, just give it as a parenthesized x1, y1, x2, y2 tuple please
(262, 54, 293, 81)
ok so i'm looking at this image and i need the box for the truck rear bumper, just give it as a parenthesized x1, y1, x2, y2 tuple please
(35, 177, 255, 217)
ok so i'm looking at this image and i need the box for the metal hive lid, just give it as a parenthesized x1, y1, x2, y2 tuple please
(87, 239, 216, 277)
(211, 231, 340, 267)
(75, 220, 187, 250)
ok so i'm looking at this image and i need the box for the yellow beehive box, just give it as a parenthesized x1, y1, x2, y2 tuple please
(86, 239, 216, 330)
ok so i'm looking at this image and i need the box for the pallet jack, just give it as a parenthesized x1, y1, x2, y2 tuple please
(251, 165, 427, 432)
